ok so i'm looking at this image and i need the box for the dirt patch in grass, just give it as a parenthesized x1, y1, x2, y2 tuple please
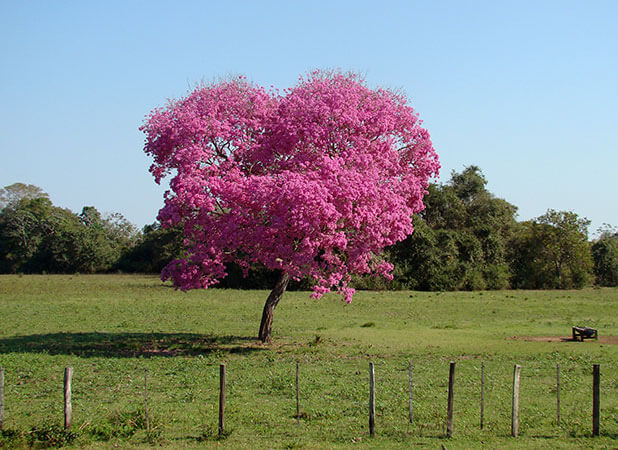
(510, 335, 618, 345)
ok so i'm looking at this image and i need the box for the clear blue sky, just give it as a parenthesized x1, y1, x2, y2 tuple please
(1, 0, 616, 236)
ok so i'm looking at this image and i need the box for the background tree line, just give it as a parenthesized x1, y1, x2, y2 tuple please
(1, 170, 616, 289)
(382, 167, 615, 290)
(0, 183, 181, 275)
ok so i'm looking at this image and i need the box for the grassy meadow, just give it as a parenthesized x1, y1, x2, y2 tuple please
(0, 275, 616, 448)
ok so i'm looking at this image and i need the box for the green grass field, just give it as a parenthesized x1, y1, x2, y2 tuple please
(0, 275, 616, 448)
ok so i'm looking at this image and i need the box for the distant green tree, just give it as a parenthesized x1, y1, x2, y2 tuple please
(79, 206, 139, 272)
(115, 222, 184, 273)
(0, 184, 53, 272)
(509, 210, 593, 289)
(508, 221, 553, 289)
(0, 183, 49, 210)
(0, 197, 48, 272)
(0, 196, 85, 273)
(389, 218, 440, 290)
(31, 203, 86, 273)
(591, 225, 618, 286)
(0, 189, 139, 274)
(389, 166, 517, 290)
(116, 223, 314, 291)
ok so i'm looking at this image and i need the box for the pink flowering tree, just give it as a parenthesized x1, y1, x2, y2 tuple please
(142, 71, 439, 342)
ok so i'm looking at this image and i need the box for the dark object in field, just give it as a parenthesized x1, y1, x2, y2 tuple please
(572, 326, 598, 341)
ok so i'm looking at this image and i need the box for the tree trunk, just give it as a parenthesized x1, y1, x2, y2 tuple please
(258, 271, 290, 343)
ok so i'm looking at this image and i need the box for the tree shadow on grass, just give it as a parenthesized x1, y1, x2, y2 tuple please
(0, 332, 263, 358)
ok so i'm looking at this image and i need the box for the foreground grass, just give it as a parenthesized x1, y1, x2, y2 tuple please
(0, 275, 616, 448)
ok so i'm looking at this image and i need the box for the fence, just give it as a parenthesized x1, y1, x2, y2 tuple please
(0, 360, 606, 441)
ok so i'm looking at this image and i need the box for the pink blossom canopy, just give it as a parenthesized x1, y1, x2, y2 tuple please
(142, 71, 439, 302)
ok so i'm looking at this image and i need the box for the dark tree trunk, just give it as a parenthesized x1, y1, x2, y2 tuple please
(258, 271, 290, 343)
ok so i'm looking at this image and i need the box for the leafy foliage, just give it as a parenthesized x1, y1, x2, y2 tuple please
(142, 71, 439, 302)
(116, 222, 184, 273)
(0, 188, 138, 274)
(0, 166, 610, 292)
(509, 210, 593, 289)
(89, 408, 161, 441)
(0, 182, 49, 210)
(28, 424, 77, 447)
(591, 225, 618, 286)
(388, 166, 517, 290)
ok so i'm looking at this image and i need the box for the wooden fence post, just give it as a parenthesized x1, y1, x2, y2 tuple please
(556, 364, 561, 427)
(144, 368, 150, 433)
(480, 361, 485, 430)
(219, 364, 226, 436)
(593, 363, 600, 436)
(295, 361, 300, 426)
(511, 364, 521, 437)
(446, 361, 455, 438)
(0, 367, 4, 430)
(64, 367, 73, 431)
(408, 361, 413, 423)
(369, 362, 375, 437)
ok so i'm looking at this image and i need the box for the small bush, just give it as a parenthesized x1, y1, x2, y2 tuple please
(88, 407, 161, 442)
(0, 428, 26, 448)
(28, 424, 76, 448)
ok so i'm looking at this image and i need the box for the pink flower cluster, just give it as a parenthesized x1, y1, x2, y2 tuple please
(142, 71, 439, 302)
